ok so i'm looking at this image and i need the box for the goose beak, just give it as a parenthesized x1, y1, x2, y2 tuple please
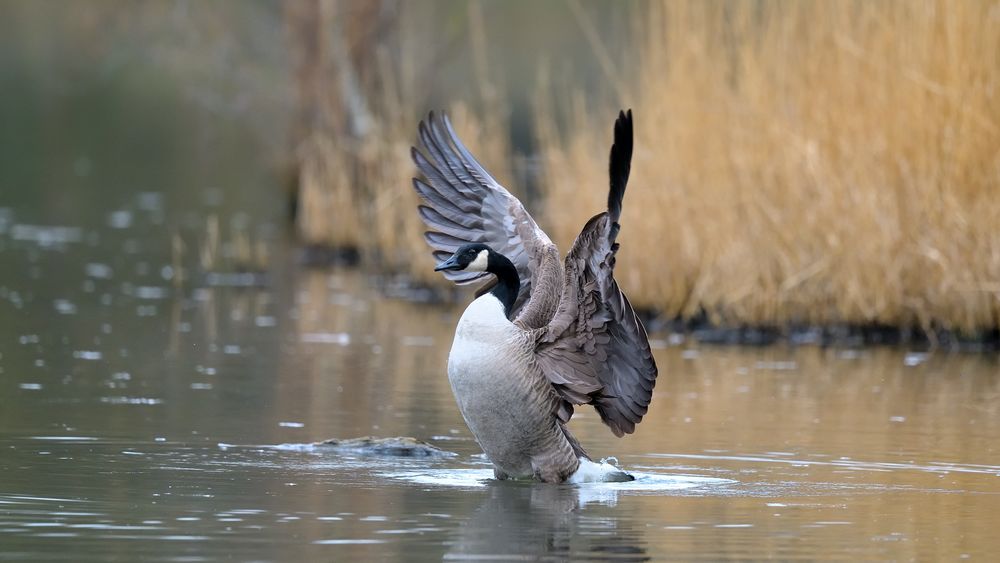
(434, 254, 462, 272)
(434, 255, 462, 272)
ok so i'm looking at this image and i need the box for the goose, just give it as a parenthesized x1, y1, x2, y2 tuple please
(411, 109, 657, 483)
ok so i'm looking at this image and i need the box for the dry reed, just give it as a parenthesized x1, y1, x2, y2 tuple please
(292, 0, 999, 335)
(537, 0, 1000, 334)
(289, 1, 514, 285)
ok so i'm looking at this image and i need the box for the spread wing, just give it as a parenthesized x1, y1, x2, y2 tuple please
(411, 112, 560, 325)
(534, 110, 658, 437)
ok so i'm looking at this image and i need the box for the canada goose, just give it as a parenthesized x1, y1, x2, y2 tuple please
(411, 110, 657, 483)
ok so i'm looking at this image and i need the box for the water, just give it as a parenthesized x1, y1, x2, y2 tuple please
(1, 199, 998, 561)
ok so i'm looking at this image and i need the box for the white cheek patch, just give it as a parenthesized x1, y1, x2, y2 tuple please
(468, 249, 489, 272)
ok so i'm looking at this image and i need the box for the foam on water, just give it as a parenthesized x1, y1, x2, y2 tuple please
(218, 442, 319, 452)
(568, 458, 633, 483)
(382, 467, 735, 495)
(643, 452, 1000, 476)
(385, 468, 492, 488)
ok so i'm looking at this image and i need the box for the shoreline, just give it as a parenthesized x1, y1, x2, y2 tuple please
(299, 247, 1000, 353)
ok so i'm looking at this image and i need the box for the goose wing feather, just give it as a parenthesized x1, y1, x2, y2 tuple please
(534, 110, 658, 437)
(412, 112, 560, 324)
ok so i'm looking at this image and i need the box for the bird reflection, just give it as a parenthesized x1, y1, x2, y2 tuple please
(445, 481, 648, 561)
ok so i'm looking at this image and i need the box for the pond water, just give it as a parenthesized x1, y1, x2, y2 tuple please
(1, 196, 999, 562)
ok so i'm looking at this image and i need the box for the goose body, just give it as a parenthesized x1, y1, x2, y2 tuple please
(412, 110, 657, 483)
(448, 293, 579, 481)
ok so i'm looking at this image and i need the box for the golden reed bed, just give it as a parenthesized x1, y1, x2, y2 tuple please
(293, 1, 1000, 337)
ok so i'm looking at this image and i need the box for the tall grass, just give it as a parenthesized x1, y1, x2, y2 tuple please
(537, 0, 1000, 334)
(292, 0, 1000, 335)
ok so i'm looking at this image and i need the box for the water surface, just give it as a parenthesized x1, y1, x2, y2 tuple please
(1, 203, 998, 561)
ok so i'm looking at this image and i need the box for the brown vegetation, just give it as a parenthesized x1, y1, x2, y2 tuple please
(537, 0, 1000, 334)
(287, 1, 514, 284)
(292, 0, 1000, 335)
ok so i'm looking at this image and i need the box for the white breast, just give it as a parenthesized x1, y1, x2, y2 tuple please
(447, 294, 519, 383)
(452, 294, 510, 345)
(446, 293, 539, 477)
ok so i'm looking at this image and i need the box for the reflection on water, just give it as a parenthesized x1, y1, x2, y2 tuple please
(1, 200, 1000, 561)
(445, 481, 651, 561)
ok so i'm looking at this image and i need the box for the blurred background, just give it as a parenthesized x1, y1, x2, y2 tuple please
(2, 2, 1000, 560)
(4, 0, 998, 339)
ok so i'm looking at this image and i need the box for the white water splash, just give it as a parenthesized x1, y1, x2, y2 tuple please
(383, 467, 734, 496)
(568, 457, 633, 483)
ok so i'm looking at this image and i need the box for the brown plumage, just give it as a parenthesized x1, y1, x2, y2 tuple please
(412, 110, 657, 482)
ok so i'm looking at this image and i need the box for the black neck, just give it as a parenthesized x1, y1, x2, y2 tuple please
(488, 252, 520, 318)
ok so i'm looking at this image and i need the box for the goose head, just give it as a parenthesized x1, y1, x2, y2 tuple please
(435, 244, 520, 316)
(434, 243, 494, 273)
